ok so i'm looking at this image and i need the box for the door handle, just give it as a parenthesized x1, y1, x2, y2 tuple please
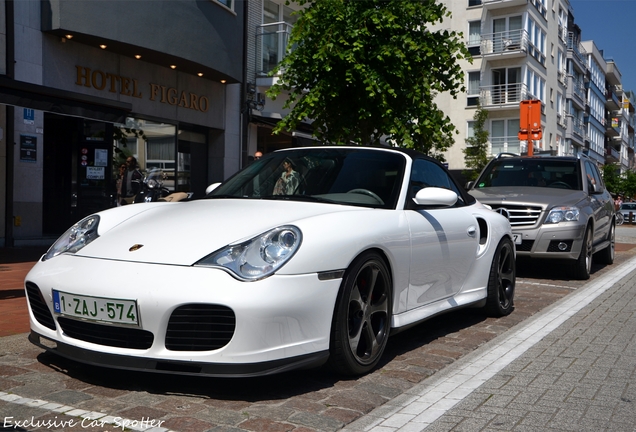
(467, 226, 476, 237)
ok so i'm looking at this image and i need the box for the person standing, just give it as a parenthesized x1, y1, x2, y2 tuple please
(123, 156, 143, 199)
(615, 195, 623, 211)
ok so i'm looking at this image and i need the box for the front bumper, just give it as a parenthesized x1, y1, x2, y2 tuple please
(25, 255, 342, 376)
(513, 223, 586, 260)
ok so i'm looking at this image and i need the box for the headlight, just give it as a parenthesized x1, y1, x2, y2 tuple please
(195, 225, 302, 281)
(545, 207, 580, 224)
(43, 215, 100, 261)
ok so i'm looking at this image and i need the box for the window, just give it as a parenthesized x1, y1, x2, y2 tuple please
(467, 71, 480, 106)
(260, 0, 299, 74)
(409, 159, 464, 206)
(525, 68, 546, 103)
(491, 67, 521, 104)
(527, 17, 547, 65)
(492, 15, 522, 53)
(215, 0, 233, 10)
(468, 0, 482, 6)
(491, 119, 521, 154)
(467, 21, 481, 56)
(468, 21, 481, 45)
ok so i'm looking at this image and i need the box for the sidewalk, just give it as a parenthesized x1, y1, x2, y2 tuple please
(344, 255, 636, 432)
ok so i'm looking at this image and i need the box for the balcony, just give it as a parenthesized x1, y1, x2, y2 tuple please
(606, 86, 621, 111)
(565, 114, 586, 146)
(605, 116, 621, 138)
(482, 0, 527, 10)
(481, 29, 528, 58)
(480, 83, 528, 108)
(557, 69, 567, 87)
(490, 136, 521, 155)
(606, 145, 620, 163)
(566, 77, 586, 109)
(567, 33, 587, 73)
(256, 21, 293, 76)
(557, 25, 566, 44)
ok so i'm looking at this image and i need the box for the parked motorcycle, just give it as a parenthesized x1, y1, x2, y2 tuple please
(132, 168, 171, 203)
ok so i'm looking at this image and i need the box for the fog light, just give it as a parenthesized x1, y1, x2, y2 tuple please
(558, 242, 568, 251)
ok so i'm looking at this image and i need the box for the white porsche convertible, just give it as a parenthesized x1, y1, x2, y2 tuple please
(26, 146, 515, 377)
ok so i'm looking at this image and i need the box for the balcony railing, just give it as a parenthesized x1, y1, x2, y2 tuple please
(257, 21, 293, 75)
(480, 29, 528, 56)
(606, 146, 620, 162)
(571, 78, 586, 101)
(567, 33, 586, 66)
(490, 136, 521, 155)
(480, 83, 528, 106)
(557, 69, 567, 86)
(568, 115, 585, 138)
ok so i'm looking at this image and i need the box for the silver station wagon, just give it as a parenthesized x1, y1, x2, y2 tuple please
(467, 153, 615, 280)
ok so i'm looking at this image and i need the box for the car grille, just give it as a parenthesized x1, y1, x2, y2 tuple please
(516, 240, 534, 252)
(57, 317, 154, 349)
(25, 282, 56, 331)
(166, 304, 236, 351)
(490, 204, 542, 227)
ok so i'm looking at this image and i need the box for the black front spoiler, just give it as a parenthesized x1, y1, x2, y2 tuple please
(29, 331, 330, 378)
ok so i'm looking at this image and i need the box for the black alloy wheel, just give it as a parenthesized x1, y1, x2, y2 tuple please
(329, 251, 392, 376)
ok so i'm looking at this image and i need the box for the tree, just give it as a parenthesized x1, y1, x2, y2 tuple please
(267, 0, 471, 160)
(602, 163, 621, 196)
(621, 170, 636, 199)
(462, 104, 489, 181)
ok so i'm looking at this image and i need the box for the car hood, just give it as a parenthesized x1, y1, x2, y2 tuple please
(76, 199, 361, 265)
(469, 187, 587, 208)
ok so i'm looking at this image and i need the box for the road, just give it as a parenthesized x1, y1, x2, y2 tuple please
(1, 227, 635, 432)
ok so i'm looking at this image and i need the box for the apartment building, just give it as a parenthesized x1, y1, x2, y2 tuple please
(438, 0, 635, 175)
(1, 0, 244, 246)
(244, 0, 315, 159)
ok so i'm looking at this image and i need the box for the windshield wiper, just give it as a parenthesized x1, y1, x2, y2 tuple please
(260, 195, 335, 203)
(204, 194, 247, 199)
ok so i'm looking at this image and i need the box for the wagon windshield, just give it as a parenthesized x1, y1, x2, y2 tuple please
(207, 148, 406, 209)
(475, 159, 582, 190)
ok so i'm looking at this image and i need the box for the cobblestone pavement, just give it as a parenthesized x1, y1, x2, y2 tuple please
(1, 236, 635, 432)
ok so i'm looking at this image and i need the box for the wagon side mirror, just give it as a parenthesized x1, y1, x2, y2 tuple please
(205, 183, 222, 195)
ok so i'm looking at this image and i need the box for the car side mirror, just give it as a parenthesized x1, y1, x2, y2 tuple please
(465, 181, 475, 190)
(205, 182, 222, 195)
(412, 187, 458, 207)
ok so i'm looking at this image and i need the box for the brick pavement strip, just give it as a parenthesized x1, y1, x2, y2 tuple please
(0, 247, 634, 431)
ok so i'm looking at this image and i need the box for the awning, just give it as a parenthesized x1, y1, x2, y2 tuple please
(0, 76, 132, 123)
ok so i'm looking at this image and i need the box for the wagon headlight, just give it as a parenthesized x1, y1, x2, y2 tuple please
(196, 225, 302, 281)
(43, 215, 100, 261)
(545, 207, 580, 224)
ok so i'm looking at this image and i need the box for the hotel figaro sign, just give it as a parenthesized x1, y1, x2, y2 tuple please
(75, 66, 210, 113)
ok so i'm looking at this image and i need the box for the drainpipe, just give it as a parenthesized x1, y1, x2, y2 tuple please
(4, 0, 15, 247)
(240, 0, 249, 168)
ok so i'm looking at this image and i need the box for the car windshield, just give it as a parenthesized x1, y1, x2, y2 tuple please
(207, 148, 406, 209)
(621, 203, 636, 210)
(475, 159, 581, 190)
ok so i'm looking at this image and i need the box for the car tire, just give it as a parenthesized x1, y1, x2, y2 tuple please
(484, 237, 516, 317)
(328, 251, 392, 376)
(572, 225, 593, 280)
(595, 220, 615, 265)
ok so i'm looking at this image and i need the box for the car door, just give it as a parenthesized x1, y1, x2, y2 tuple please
(585, 161, 611, 243)
(405, 159, 480, 309)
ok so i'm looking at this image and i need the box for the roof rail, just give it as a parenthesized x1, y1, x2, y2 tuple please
(495, 152, 520, 159)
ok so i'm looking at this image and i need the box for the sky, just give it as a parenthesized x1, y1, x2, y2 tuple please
(569, 0, 636, 93)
